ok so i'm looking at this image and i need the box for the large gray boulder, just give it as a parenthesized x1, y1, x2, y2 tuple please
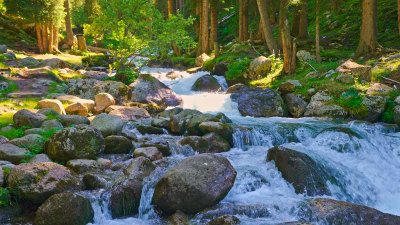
(0, 144, 29, 164)
(245, 56, 272, 80)
(124, 156, 156, 180)
(105, 135, 133, 154)
(34, 193, 94, 225)
(267, 146, 332, 196)
(7, 162, 81, 205)
(130, 74, 182, 108)
(36, 58, 70, 69)
(179, 133, 231, 153)
(192, 75, 223, 92)
(354, 95, 387, 122)
(336, 60, 372, 81)
(45, 124, 105, 163)
(59, 115, 90, 127)
(90, 113, 124, 137)
(304, 92, 348, 118)
(238, 87, 287, 117)
(169, 109, 202, 135)
(284, 94, 308, 118)
(152, 154, 237, 215)
(9, 134, 44, 151)
(13, 109, 46, 128)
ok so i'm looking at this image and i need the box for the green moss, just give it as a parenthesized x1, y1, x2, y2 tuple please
(383, 100, 396, 123)
(139, 74, 154, 82)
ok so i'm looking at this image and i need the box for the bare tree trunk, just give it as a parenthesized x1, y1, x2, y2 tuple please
(195, 0, 201, 37)
(316, 0, 321, 63)
(198, 0, 210, 55)
(270, 0, 276, 24)
(36, 23, 44, 53)
(210, 0, 218, 50)
(356, 0, 380, 57)
(42, 24, 49, 53)
(239, 0, 249, 42)
(53, 25, 59, 52)
(64, 0, 74, 47)
(78, 36, 87, 51)
(257, 0, 278, 55)
(332, 0, 340, 12)
(168, 0, 174, 15)
(291, 6, 300, 36)
(398, 0, 400, 36)
(48, 23, 54, 54)
(298, 0, 308, 39)
(279, 0, 296, 74)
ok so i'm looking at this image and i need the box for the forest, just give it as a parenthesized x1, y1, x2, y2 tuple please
(1, 0, 400, 225)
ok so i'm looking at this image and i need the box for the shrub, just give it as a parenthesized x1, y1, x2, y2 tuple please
(114, 70, 138, 85)
(226, 59, 252, 81)
(82, 54, 112, 67)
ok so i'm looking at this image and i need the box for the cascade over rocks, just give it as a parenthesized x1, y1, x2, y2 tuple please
(298, 198, 400, 225)
(129, 74, 182, 108)
(192, 75, 223, 92)
(7, 162, 81, 205)
(109, 178, 143, 218)
(45, 124, 105, 163)
(34, 193, 94, 225)
(267, 146, 332, 196)
(152, 154, 237, 215)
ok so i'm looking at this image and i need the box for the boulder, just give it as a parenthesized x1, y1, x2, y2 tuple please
(336, 60, 372, 81)
(37, 99, 66, 115)
(34, 193, 94, 225)
(59, 115, 90, 126)
(65, 103, 88, 116)
(304, 92, 348, 118)
(7, 162, 81, 205)
(83, 173, 106, 190)
(212, 62, 229, 76)
(266, 146, 331, 196)
(37, 108, 59, 117)
(179, 133, 231, 153)
(84, 71, 108, 80)
(133, 147, 162, 161)
(336, 74, 355, 84)
(0, 136, 9, 145)
(36, 58, 70, 69)
(278, 80, 302, 94)
(192, 75, 223, 92)
(108, 106, 151, 121)
(296, 50, 316, 62)
(24, 128, 46, 136)
(0, 45, 7, 53)
(238, 87, 287, 117)
(66, 159, 98, 174)
(110, 178, 142, 218)
(226, 83, 249, 94)
(20, 57, 39, 67)
(45, 124, 105, 163)
(366, 83, 394, 96)
(130, 74, 182, 108)
(9, 134, 44, 150)
(57, 95, 95, 112)
(196, 53, 211, 67)
(169, 109, 202, 135)
(123, 156, 156, 180)
(198, 122, 233, 145)
(298, 198, 400, 225)
(41, 119, 63, 130)
(140, 139, 171, 156)
(94, 93, 115, 113)
(246, 56, 272, 80)
(105, 135, 133, 154)
(152, 154, 237, 214)
(13, 109, 46, 128)
(137, 125, 165, 135)
(28, 154, 52, 163)
(186, 113, 231, 136)
(168, 211, 190, 225)
(0, 144, 29, 164)
(354, 95, 387, 122)
(90, 113, 124, 137)
(208, 215, 240, 225)
(284, 94, 308, 118)
(151, 118, 169, 129)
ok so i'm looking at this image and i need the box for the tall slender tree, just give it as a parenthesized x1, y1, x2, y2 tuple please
(298, 0, 308, 39)
(257, 0, 278, 55)
(279, 0, 296, 74)
(356, 0, 381, 57)
(239, 0, 249, 42)
(198, 0, 210, 54)
(210, 0, 218, 50)
(64, 0, 74, 48)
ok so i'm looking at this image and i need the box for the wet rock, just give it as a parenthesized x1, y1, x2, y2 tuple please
(151, 118, 169, 129)
(97, 158, 113, 169)
(66, 159, 98, 174)
(0, 144, 29, 164)
(156, 107, 183, 119)
(208, 215, 240, 225)
(36, 58, 70, 69)
(133, 147, 162, 161)
(152, 154, 237, 214)
(266, 146, 332, 196)
(304, 92, 348, 118)
(246, 56, 272, 80)
(7, 162, 81, 205)
(108, 106, 151, 121)
(199, 121, 234, 146)
(59, 115, 90, 126)
(94, 93, 115, 113)
(284, 94, 308, 118)
(298, 198, 400, 225)
(179, 133, 230, 153)
(141, 139, 171, 156)
(366, 83, 394, 96)
(137, 125, 165, 135)
(336, 60, 372, 81)
(28, 154, 52, 163)
(41, 119, 63, 130)
(124, 156, 156, 180)
(13, 109, 46, 128)
(169, 109, 202, 135)
(45, 124, 105, 163)
(65, 102, 88, 116)
(238, 87, 287, 117)
(354, 95, 387, 122)
(168, 210, 190, 225)
(212, 62, 229, 76)
(34, 193, 93, 225)
(37, 99, 65, 115)
(130, 74, 182, 108)
(90, 113, 124, 137)
(187, 112, 231, 137)
(336, 74, 355, 84)
(83, 173, 106, 190)
(192, 75, 223, 92)
(110, 178, 142, 218)
(196, 53, 211, 67)
(105, 135, 133, 154)
(9, 134, 44, 150)
(279, 80, 302, 94)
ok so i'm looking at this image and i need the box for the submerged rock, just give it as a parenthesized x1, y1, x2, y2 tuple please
(192, 75, 223, 92)
(152, 154, 237, 215)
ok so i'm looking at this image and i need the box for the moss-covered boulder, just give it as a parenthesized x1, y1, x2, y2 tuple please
(304, 92, 348, 118)
(105, 135, 133, 154)
(90, 113, 124, 137)
(152, 154, 237, 215)
(186, 112, 231, 137)
(13, 109, 46, 128)
(109, 178, 142, 218)
(168, 109, 202, 135)
(45, 124, 105, 163)
(179, 133, 231, 153)
(7, 162, 81, 205)
(34, 193, 94, 225)
(123, 156, 156, 180)
(238, 87, 287, 117)
(266, 146, 332, 196)
(136, 125, 165, 135)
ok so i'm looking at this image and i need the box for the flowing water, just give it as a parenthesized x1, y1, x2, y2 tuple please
(89, 67, 400, 224)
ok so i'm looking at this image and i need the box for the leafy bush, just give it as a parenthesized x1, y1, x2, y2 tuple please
(226, 59, 252, 81)
(339, 88, 363, 109)
(82, 54, 112, 67)
(0, 185, 20, 207)
(383, 100, 396, 123)
(114, 70, 138, 85)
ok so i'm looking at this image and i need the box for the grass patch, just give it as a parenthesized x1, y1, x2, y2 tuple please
(0, 81, 18, 97)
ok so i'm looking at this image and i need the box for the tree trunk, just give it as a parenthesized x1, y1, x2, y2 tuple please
(316, 0, 321, 63)
(198, 0, 210, 55)
(279, 0, 296, 74)
(53, 25, 59, 52)
(42, 24, 49, 53)
(195, 0, 201, 37)
(36, 23, 44, 53)
(168, 0, 174, 15)
(210, 0, 218, 50)
(48, 23, 54, 54)
(85, 0, 97, 23)
(270, 0, 276, 24)
(298, 0, 308, 39)
(398, 0, 400, 36)
(239, 0, 249, 42)
(291, 6, 300, 36)
(64, 0, 74, 47)
(78, 36, 87, 51)
(332, 0, 340, 12)
(355, 0, 380, 57)
(257, 0, 279, 55)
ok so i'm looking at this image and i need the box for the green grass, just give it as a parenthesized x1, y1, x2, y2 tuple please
(0, 81, 18, 97)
